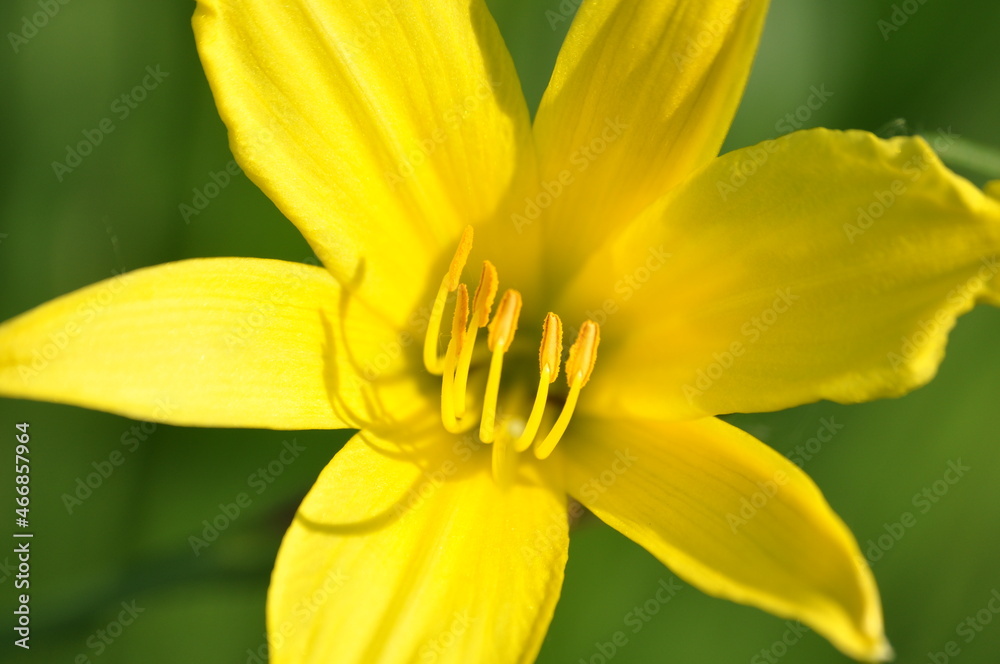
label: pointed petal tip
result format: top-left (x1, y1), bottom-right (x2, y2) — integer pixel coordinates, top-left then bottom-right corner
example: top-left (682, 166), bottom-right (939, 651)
top-left (559, 415), bottom-right (893, 663)
top-left (836, 608), bottom-right (893, 663)
top-left (874, 637), bottom-right (896, 662)
top-left (846, 632), bottom-right (894, 663)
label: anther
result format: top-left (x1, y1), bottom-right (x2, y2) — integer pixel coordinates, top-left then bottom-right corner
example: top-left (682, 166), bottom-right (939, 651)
top-left (534, 320), bottom-right (600, 459)
top-left (470, 261), bottom-right (499, 327)
top-left (440, 285), bottom-right (470, 433)
top-left (446, 226), bottom-right (474, 291)
top-left (452, 261), bottom-right (498, 417)
top-left (423, 226), bottom-right (473, 374)
top-left (449, 285), bottom-right (470, 361)
top-left (480, 289), bottom-right (522, 443)
top-left (564, 319), bottom-right (599, 387)
top-left (423, 229), bottom-right (602, 481)
top-left (514, 313), bottom-right (562, 452)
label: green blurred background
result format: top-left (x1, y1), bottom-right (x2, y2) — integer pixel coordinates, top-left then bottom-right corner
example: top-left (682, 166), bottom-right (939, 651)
top-left (2, 0), bottom-right (999, 662)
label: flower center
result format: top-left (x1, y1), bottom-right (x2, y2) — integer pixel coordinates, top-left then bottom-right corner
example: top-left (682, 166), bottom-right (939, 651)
top-left (422, 227), bottom-right (600, 483)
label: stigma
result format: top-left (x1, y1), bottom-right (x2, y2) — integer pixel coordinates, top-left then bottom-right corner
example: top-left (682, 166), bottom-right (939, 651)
top-left (423, 227), bottom-right (600, 482)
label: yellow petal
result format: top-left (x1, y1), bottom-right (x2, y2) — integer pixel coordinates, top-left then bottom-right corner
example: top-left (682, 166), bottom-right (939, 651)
top-left (532, 0), bottom-right (769, 278)
top-left (268, 428), bottom-right (568, 664)
top-left (557, 415), bottom-right (891, 662)
top-left (0, 258), bottom-right (428, 429)
top-left (193, 0), bottom-right (535, 326)
top-left (560, 129), bottom-right (1000, 420)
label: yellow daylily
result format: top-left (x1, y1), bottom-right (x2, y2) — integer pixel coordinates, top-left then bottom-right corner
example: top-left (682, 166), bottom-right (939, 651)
top-left (2, 0), bottom-right (1000, 662)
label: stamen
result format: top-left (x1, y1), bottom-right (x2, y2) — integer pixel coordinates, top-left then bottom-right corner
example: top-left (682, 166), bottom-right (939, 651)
top-left (423, 226), bottom-right (473, 374)
top-left (480, 290), bottom-right (522, 443)
top-left (423, 234), bottom-right (603, 479)
top-left (534, 321), bottom-right (600, 459)
top-left (440, 285), bottom-right (469, 433)
top-left (450, 285), bottom-right (470, 360)
top-left (539, 313), bottom-right (564, 375)
top-left (565, 320), bottom-right (600, 387)
top-left (446, 226), bottom-right (475, 291)
top-left (487, 289), bottom-right (522, 353)
top-left (470, 261), bottom-right (499, 327)
top-left (452, 261), bottom-right (498, 417)
top-left (514, 313), bottom-right (562, 452)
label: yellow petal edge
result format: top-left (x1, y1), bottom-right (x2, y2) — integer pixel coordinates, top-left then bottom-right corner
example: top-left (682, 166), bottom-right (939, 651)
top-left (0, 258), bottom-right (420, 429)
top-left (560, 415), bottom-right (892, 661)
top-left (268, 430), bottom-right (568, 663)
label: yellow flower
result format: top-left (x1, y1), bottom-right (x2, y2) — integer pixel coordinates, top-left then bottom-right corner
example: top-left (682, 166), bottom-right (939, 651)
top-left (2, 0), bottom-right (999, 662)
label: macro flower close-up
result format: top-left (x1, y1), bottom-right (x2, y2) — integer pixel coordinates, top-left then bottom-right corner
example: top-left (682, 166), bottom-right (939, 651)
top-left (2, 0), bottom-right (1000, 663)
